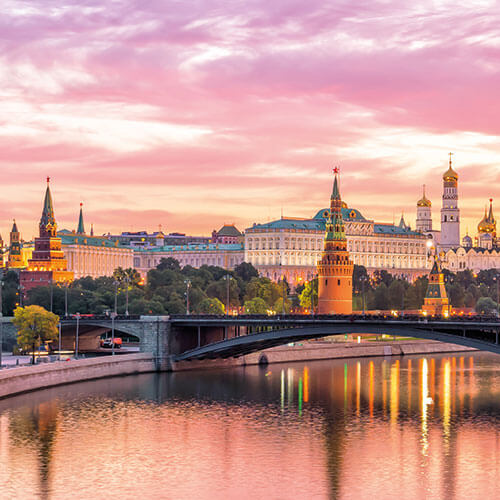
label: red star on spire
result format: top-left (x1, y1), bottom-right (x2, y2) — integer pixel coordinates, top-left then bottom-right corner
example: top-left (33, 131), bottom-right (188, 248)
top-left (47, 176), bottom-right (50, 183)
top-left (333, 166), bottom-right (339, 174)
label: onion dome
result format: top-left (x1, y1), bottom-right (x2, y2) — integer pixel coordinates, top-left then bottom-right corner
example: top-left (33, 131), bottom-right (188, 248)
top-left (417, 185), bottom-right (431, 207)
top-left (443, 155), bottom-right (458, 181)
top-left (478, 201), bottom-right (496, 234)
top-left (462, 232), bottom-right (472, 248)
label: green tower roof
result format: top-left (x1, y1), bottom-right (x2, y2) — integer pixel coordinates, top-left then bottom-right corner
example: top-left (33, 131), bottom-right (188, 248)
top-left (77, 203), bottom-right (85, 234)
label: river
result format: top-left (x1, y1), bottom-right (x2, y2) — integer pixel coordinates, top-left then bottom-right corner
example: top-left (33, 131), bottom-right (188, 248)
top-left (0, 352), bottom-right (499, 499)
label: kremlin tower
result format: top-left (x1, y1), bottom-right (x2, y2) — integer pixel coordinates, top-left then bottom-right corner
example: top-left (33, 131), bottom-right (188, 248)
top-left (7, 220), bottom-right (24, 269)
top-left (77, 202), bottom-right (85, 234)
top-left (20, 178), bottom-right (73, 294)
top-left (317, 170), bottom-right (353, 314)
top-left (422, 256), bottom-right (450, 317)
top-left (416, 185), bottom-right (432, 232)
top-left (440, 153), bottom-right (460, 250)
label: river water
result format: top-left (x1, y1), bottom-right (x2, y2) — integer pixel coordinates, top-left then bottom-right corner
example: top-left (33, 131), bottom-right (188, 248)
top-left (1, 352), bottom-right (500, 500)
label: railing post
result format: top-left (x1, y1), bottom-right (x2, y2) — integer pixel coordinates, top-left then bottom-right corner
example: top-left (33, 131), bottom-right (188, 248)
top-left (496, 330), bottom-right (499, 345)
top-left (197, 325), bottom-right (201, 348)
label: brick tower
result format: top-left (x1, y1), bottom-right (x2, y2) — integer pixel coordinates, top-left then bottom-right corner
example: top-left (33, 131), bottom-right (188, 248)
top-left (317, 171), bottom-right (353, 314)
top-left (422, 257), bottom-right (450, 317)
top-left (20, 178), bottom-right (73, 294)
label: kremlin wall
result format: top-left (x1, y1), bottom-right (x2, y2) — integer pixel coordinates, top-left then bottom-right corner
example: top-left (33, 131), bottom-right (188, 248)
top-left (0, 157), bottom-right (498, 292)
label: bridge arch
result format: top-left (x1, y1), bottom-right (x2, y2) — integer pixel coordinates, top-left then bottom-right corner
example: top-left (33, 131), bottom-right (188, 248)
top-left (174, 323), bottom-right (500, 361)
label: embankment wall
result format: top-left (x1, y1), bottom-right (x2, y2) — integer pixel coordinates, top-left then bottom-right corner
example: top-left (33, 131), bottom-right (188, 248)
top-left (0, 353), bottom-right (155, 399)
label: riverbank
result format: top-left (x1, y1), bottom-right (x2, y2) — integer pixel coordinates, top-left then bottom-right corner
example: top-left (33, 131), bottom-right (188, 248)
top-left (0, 353), bottom-right (155, 399)
top-left (170, 339), bottom-right (478, 371)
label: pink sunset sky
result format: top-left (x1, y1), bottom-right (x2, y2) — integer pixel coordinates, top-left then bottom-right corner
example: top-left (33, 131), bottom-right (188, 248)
top-left (1, 0), bottom-right (499, 240)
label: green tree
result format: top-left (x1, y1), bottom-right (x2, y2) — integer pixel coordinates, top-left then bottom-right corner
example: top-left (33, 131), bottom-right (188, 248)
top-left (273, 297), bottom-right (292, 314)
top-left (299, 279), bottom-right (318, 311)
top-left (157, 257), bottom-right (181, 272)
top-left (113, 267), bottom-right (142, 286)
top-left (197, 297), bottom-right (225, 315)
top-left (13, 306), bottom-right (59, 364)
top-left (234, 262), bottom-right (259, 282)
top-left (373, 283), bottom-right (389, 310)
top-left (475, 297), bottom-right (498, 315)
top-left (244, 297), bottom-right (268, 314)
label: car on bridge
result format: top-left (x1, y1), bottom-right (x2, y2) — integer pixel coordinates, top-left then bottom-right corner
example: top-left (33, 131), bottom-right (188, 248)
top-left (100, 338), bottom-right (122, 349)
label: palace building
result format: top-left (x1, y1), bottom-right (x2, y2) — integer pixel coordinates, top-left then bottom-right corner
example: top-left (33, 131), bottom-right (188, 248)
top-left (59, 204), bottom-right (134, 279)
top-left (245, 206), bottom-right (428, 288)
top-left (317, 172), bottom-right (353, 314)
top-left (20, 179), bottom-right (74, 292)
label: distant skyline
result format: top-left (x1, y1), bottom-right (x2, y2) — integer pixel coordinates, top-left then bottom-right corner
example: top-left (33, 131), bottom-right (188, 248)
top-left (1, 1), bottom-right (499, 240)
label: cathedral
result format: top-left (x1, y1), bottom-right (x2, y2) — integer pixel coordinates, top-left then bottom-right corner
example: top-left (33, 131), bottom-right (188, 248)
top-left (415, 155), bottom-right (500, 273)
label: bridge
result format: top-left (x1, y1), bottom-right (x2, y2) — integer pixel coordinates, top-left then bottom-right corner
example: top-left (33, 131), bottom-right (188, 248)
top-left (43, 314), bottom-right (500, 368)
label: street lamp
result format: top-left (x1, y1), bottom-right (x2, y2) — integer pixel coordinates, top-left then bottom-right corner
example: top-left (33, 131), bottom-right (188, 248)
top-left (113, 280), bottom-right (119, 315)
top-left (124, 275), bottom-right (130, 316)
top-left (360, 275), bottom-right (367, 317)
top-left (184, 279), bottom-right (191, 315)
top-left (49, 278), bottom-right (53, 312)
top-left (111, 311), bottom-right (117, 356)
top-left (223, 274), bottom-right (232, 316)
top-left (75, 312), bottom-right (81, 359)
top-left (58, 321), bottom-right (62, 361)
top-left (64, 283), bottom-right (69, 317)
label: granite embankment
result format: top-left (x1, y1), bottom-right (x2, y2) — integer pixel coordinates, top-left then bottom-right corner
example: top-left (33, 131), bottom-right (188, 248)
top-left (171, 340), bottom-right (478, 371)
top-left (0, 353), bottom-right (155, 399)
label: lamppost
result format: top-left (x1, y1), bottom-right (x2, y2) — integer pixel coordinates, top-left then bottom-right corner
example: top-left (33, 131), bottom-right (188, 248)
top-left (49, 278), bottom-right (53, 313)
top-left (111, 311), bottom-right (117, 356)
top-left (75, 312), bottom-right (81, 359)
top-left (223, 274), bottom-right (232, 316)
top-left (279, 258), bottom-right (286, 315)
top-left (57, 321), bottom-right (61, 361)
top-left (360, 275), bottom-right (367, 317)
top-left (113, 280), bottom-right (119, 315)
top-left (184, 279), bottom-right (191, 315)
top-left (64, 283), bottom-right (69, 317)
top-left (124, 275), bottom-right (130, 316)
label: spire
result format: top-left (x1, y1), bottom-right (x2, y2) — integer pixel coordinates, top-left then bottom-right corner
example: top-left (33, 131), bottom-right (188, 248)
top-left (77, 202), bottom-right (85, 234)
top-left (487, 198), bottom-right (495, 223)
top-left (11, 219), bottom-right (18, 233)
top-left (331, 167), bottom-right (341, 200)
top-left (398, 212), bottom-right (407, 230)
top-left (90, 223), bottom-right (94, 237)
top-left (39, 177), bottom-right (57, 237)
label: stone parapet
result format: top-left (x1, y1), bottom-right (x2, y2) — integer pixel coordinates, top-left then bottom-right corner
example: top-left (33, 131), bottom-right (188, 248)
top-left (0, 353), bottom-right (155, 399)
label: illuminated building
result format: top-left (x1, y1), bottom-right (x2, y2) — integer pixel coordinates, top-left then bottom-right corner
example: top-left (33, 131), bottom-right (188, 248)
top-left (422, 257), bottom-right (450, 317)
top-left (317, 172), bottom-right (353, 314)
top-left (211, 224), bottom-right (244, 244)
top-left (440, 154), bottom-right (460, 250)
top-left (245, 207), bottom-right (428, 288)
top-left (133, 243), bottom-right (244, 277)
top-left (416, 185), bottom-right (433, 233)
top-left (58, 205), bottom-right (134, 279)
top-left (107, 231), bottom-right (209, 248)
top-left (19, 178), bottom-right (74, 292)
top-left (6, 220), bottom-right (24, 269)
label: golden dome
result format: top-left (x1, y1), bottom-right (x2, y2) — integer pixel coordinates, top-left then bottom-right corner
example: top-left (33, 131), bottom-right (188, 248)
top-left (478, 199), bottom-right (496, 234)
top-left (443, 157), bottom-right (458, 181)
top-left (417, 185), bottom-right (431, 207)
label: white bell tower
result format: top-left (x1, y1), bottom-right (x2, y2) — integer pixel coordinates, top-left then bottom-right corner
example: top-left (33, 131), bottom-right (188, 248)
top-left (440, 153), bottom-right (460, 250)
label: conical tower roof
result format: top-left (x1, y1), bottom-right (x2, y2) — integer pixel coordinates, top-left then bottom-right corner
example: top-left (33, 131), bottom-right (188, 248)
top-left (11, 219), bottom-right (18, 233)
top-left (40, 177), bottom-right (56, 228)
top-left (77, 203), bottom-right (85, 234)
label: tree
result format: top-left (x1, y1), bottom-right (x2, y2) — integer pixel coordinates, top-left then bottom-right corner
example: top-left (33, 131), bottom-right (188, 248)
top-left (299, 279), bottom-right (318, 311)
top-left (12, 306), bottom-right (59, 364)
top-left (197, 297), bottom-right (225, 315)
top-left (156, 257), bottom-right (181, 272)
top-left (373, 283), bottom-right (389, 310)
top-left (273, 297), bottom-right (292, 314)
top-left (113, 267), bottom-right (142, 286)
top-left (244, 297), bottom-right (268, 314)
top-left (475, 297), bottom-right (498, 315)
top-left (234, 262), bottom-right (259, 282)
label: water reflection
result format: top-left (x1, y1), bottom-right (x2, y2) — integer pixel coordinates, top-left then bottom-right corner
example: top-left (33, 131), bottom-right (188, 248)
top-left (1, 352), bottom-right (500, 499)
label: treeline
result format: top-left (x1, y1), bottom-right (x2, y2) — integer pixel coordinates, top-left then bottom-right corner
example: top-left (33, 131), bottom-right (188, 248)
top-left (21, 259), bottom-right (291, 316)
top-left (297, 265), bottom-right (499, 314)
top-left (3, 261), bottom-right (499, 316)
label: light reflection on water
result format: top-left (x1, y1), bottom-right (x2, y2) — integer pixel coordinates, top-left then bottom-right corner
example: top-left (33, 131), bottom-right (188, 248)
top-left (1, 352), bottom-right (500, 499)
